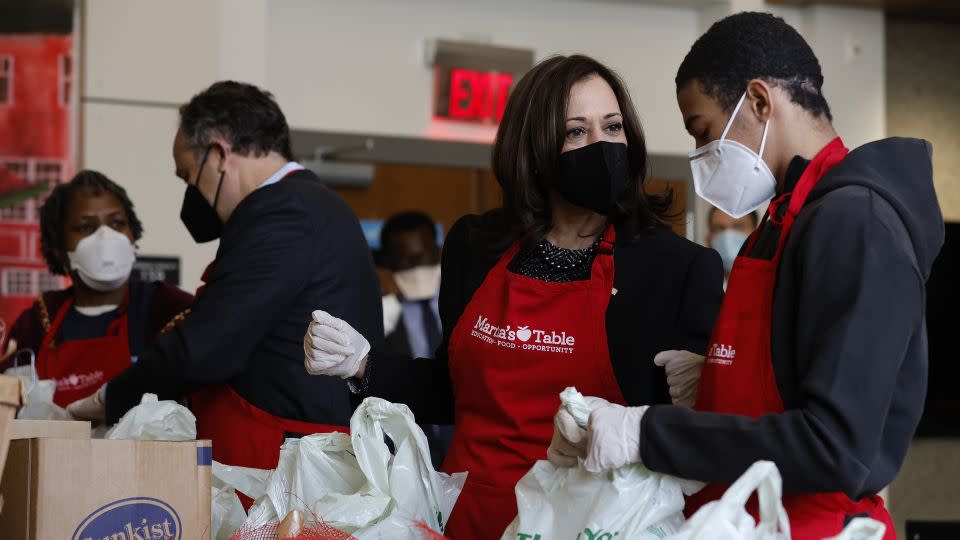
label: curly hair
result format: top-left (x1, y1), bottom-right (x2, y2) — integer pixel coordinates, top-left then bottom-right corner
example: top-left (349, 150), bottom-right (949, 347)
top-left (39, 170), bottom-right (143, 275)
top-left (676, 11), bottom-right (832, 122)
top-left (179, 81), bottom-right (294, 160)
top-left (488, 54), bottom-right (673, 251)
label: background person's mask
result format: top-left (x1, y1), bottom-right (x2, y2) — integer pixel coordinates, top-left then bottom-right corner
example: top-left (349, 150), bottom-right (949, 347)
top-left (393, 264), bottom-right (441, 301)
top-left (67, 225), bottom-right (136, 292)
top-left (711, 229), bottom-right (750, 272)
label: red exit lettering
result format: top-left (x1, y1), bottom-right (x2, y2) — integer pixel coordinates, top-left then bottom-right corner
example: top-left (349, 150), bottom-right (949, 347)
top-left (447, 68), bottom-right (513, 122)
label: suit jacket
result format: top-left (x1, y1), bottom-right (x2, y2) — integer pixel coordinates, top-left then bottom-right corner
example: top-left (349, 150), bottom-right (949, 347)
top-left (384, 316), bottom-right (414, 359)
top-left (105, 169), bottom-right (384, 425)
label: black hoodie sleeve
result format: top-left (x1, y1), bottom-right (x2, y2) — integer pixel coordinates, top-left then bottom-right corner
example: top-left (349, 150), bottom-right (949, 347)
top-left (640, 186), bottom-right (926, 499)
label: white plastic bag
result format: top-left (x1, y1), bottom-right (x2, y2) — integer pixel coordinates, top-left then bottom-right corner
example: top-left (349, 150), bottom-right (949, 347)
top-left (236, 398), bottom-right (466, 538)
top-left (212, 483), bottom-right (247, 540)
top-left (665, 461), bottom-right (790, 540)
top-left (245, 432), bottom-right (366, 528)
top-left (106, 393), bottom-right (197, 440)
top-left (212, 461), bottom-right (271, 540)
top-left (317, 397), bottom-right (467, 538)
top-left (5, 360), bottom-right (72, 421)
top-left (822, 517), bottom-right (886, 540)
top-left (501, 387), bottom-right (694, 540)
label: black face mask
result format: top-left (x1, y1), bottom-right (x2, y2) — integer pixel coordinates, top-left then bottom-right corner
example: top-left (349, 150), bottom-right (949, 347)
top-left (554, 141), bottom-right (630, 215)
top-left (180, 147), bottom-right (225, 243)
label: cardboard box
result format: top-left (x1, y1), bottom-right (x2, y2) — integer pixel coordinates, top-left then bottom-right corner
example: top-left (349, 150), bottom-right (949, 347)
top-left (0, 438), bottom-right (212, 539)
top-left (0, 375), bottom-right (23, 486)
top-left (8, 419), bottom-right (90, 440)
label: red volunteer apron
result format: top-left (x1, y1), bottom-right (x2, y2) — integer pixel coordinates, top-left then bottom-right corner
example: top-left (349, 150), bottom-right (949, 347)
top-left (687, 137), bottom-right (896, 540)
top-left (441, 225), bottom-right (627, 539)
top-left (38, 295), bottom-right (133, 408)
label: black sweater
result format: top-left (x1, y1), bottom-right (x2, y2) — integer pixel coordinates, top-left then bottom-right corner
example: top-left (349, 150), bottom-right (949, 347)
top-left (366, 215), bottom-right (725, 424)
top-left (642, 138), bottom-right (944, 500)
top-left (105, 170), bottom-right (384, 425)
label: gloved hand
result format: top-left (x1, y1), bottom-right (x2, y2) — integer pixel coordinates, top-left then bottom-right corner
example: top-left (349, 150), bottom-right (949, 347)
top-left (66, 383), bottom-right (107, 425)
top-left (547, 395), bottom-right (610, 468)
top-left (584, 402), bottom-right (649, 473)
top-left (303, 310), bottom-right (371, 378)
top-left (654, 350), bottom-right (705, 408)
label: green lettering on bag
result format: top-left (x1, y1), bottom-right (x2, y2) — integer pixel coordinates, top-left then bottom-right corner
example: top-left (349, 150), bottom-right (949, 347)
top-left (583, 528), bottom-right (620, 540)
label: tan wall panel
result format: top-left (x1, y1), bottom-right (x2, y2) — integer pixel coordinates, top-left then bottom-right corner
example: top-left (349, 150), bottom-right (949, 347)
top-left (887, 18), bottom-right (960, 222)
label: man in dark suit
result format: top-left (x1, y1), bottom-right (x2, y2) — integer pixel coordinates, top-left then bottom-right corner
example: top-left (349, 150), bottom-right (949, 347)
top-left (379, 211), bottom-right (451, 467)
top-left (67, 81), bottom-right (383, 471)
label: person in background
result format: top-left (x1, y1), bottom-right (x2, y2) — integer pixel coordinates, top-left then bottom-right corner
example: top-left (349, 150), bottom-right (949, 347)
top-left (304, 55), bottom-right (724, 538)
top-left (67, 82), bottom-right (383, 474)
top-left (550, 12), bottom-right (942, 539)
top-left (378, 211), bottom-right (453, 468)
top-left (706, 206), bottom-right (758, 287)
top-left (2, 170), bottom-right (193, 407)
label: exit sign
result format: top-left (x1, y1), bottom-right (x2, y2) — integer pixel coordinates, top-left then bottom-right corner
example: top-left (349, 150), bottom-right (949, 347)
top-left (440, 68), bottom-right (513, 122)
top-left (427, 40), bottom-right (532, 125)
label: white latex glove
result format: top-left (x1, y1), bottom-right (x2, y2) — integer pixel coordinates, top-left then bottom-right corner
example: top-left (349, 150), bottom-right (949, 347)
top-left (303, 310), bottom-right (370, 378)
top-left (584, 402), bottom-right (649, 473)
top-left (66, 383), bottom-right (107, 425)
top-left (547, 396), bottom-right (610, 468)
top-left (654, 350), bottom-right (705, 408)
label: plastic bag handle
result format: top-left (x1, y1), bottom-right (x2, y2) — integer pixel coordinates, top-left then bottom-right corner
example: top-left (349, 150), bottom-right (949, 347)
top-left (718, 461), bottom-right (791, 537)
top-left (11, 349), bottom-right (38, 395)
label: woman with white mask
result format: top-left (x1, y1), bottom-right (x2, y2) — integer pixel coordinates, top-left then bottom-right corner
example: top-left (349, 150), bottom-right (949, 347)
top-left (2, 170), bottom-right (194, 408)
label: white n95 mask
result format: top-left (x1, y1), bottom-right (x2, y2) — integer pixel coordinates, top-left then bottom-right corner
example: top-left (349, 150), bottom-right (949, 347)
top-left (689, 92), bottom-right (777, 219)
top-left (393, 264), bottom-right (441, 301)
top-left (711, 229), bottom-right (750, 272)
top-left (67, 225), bottom-right (136, 292)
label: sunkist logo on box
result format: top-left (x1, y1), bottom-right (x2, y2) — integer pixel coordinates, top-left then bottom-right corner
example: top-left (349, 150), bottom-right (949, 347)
top-left (72, 497), bottom-right (182, 540)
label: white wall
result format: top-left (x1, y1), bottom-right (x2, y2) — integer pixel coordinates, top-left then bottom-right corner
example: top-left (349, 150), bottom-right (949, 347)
top-left (81, 0), bottom-right (266, 292)
top-left (266, 0), bottom-right (701, 155)
top-left (81, 0), bottom-right (887, 287)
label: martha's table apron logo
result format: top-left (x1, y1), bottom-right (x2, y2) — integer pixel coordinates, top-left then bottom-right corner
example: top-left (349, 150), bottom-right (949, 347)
top-left (57, 370), bottom-right (105, 391)
top-left (706, 343), bottom-right (737, 366)
top-left (470, 315), bottom-right (576, 354)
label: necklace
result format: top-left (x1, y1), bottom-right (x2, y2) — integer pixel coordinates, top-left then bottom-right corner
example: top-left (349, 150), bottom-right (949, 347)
top-left (508, 237), bottom-right (601, 283)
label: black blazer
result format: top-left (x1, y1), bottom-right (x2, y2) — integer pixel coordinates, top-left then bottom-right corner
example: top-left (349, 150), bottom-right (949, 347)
top-left (105, 169), bottom-right (384, 425)
top-left (384, 316), bottom-right (414, 358)
top-left (366, 215), bottom-right (724, 424)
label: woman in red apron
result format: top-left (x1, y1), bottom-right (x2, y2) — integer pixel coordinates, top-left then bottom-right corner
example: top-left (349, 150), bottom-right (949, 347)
top-left (3, 170), bottom-right (193, 408)
top-left (304, 55), bottom-right (725, 539)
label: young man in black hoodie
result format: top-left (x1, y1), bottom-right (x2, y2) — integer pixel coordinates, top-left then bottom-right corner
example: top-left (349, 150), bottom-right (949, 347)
top-left (549, 12), bottom-right (943, 539)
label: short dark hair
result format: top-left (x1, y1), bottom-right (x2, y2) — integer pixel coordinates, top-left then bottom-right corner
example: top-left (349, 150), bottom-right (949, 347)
top-left (490, 54), bottom-right (672, 250)
top-left (39, 170), bottom-right (144, 275)
top-left (380, 211), bottom-right (437, 258)
top-left (178, 81), bottom-right (294, 160)
top-left (676, 12), bottom-right (832, 122)
top-left (709, 206), bottom-right (758, 228)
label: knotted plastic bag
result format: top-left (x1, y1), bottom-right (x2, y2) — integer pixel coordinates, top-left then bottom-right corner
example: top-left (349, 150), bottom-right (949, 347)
top-left (106, 393), bottom-right (197, 440)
